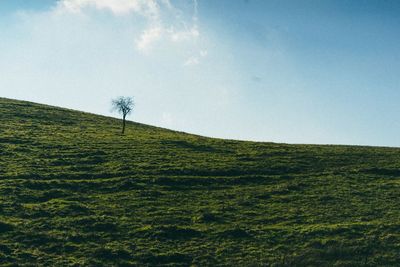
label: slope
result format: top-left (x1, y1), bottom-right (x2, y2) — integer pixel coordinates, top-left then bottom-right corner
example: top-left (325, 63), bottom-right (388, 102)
top-left (0, 97), bottom-right (399, 266)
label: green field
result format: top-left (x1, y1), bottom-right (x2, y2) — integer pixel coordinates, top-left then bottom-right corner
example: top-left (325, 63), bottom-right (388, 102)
top-left (0, 97), bottom-right (399, 266)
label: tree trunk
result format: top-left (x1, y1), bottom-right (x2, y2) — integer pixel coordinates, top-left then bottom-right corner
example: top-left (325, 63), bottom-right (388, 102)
top-left (122, 115), bottom-right (126, 134)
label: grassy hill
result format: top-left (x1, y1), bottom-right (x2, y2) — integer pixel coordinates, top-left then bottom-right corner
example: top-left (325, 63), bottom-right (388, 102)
top-left (0, 97), bottom-right (399, 266)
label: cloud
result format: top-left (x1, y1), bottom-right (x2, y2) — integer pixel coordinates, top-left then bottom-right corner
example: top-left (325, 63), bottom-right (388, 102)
top-left (55, 0), bottom-right (158, 17)
top-left (183, 49), bottom-right (208, 66)
top-left (54, 0), bottom-right (207, 66)
top-left (184, 56), bottom-right (199, 66)
top-left (55, 0), bottom-right (202, 54)
top-left (135, 26), bottom-right (162, 51)
top-left (169, 26), bottom-right (199, 42)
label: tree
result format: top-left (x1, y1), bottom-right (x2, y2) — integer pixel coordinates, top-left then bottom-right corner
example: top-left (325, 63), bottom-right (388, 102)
top-left (111, 96), bottom-right (134, 134)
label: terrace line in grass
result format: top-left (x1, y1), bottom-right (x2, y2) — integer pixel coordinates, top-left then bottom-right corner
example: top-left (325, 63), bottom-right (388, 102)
top-left (0, 97), bottom-right (399, 265)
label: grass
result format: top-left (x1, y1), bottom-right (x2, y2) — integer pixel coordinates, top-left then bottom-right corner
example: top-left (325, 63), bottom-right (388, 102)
top-left (0, 97), bottom-right (399, 266)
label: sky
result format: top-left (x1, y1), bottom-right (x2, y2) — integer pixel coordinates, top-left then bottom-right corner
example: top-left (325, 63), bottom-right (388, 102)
top-left (1, 0), bottom-right (400, 146)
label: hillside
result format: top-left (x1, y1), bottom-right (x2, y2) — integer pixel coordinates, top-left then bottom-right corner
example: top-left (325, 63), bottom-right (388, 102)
top-left (0, 97), bottom-right (399, 266)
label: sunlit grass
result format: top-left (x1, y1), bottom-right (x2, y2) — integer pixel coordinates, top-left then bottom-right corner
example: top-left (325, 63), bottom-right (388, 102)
top-left (0, 97), bottom-right (399, 265)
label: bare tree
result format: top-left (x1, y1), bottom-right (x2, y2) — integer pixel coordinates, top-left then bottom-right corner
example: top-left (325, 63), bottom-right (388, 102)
top-left (111, 96), bottom-right (134, 134)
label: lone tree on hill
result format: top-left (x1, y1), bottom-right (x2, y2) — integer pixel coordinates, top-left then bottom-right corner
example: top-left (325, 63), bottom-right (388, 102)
top-left (111, 96), bottom-right (134, 134)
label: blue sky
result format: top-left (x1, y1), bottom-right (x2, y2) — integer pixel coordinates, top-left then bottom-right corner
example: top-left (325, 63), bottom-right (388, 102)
top-left (1, 0), bottom-right (400, 146)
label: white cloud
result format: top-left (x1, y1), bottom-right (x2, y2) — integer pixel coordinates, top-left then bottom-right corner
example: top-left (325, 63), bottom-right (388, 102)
top-left (169, 26), bottom-right (199, 42)
top-left (55, 0), bottom-right (204, 55)
top-left (55, 0), bottom-right (158, 17)
top-left (135, 24), bottom-right (200, 52)
top-left (183, 56), bottom-right (199, 66)
top-left (135, 26), bottom-right (162, 51)
top-left (183, 49), bottom-right (207, 66)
